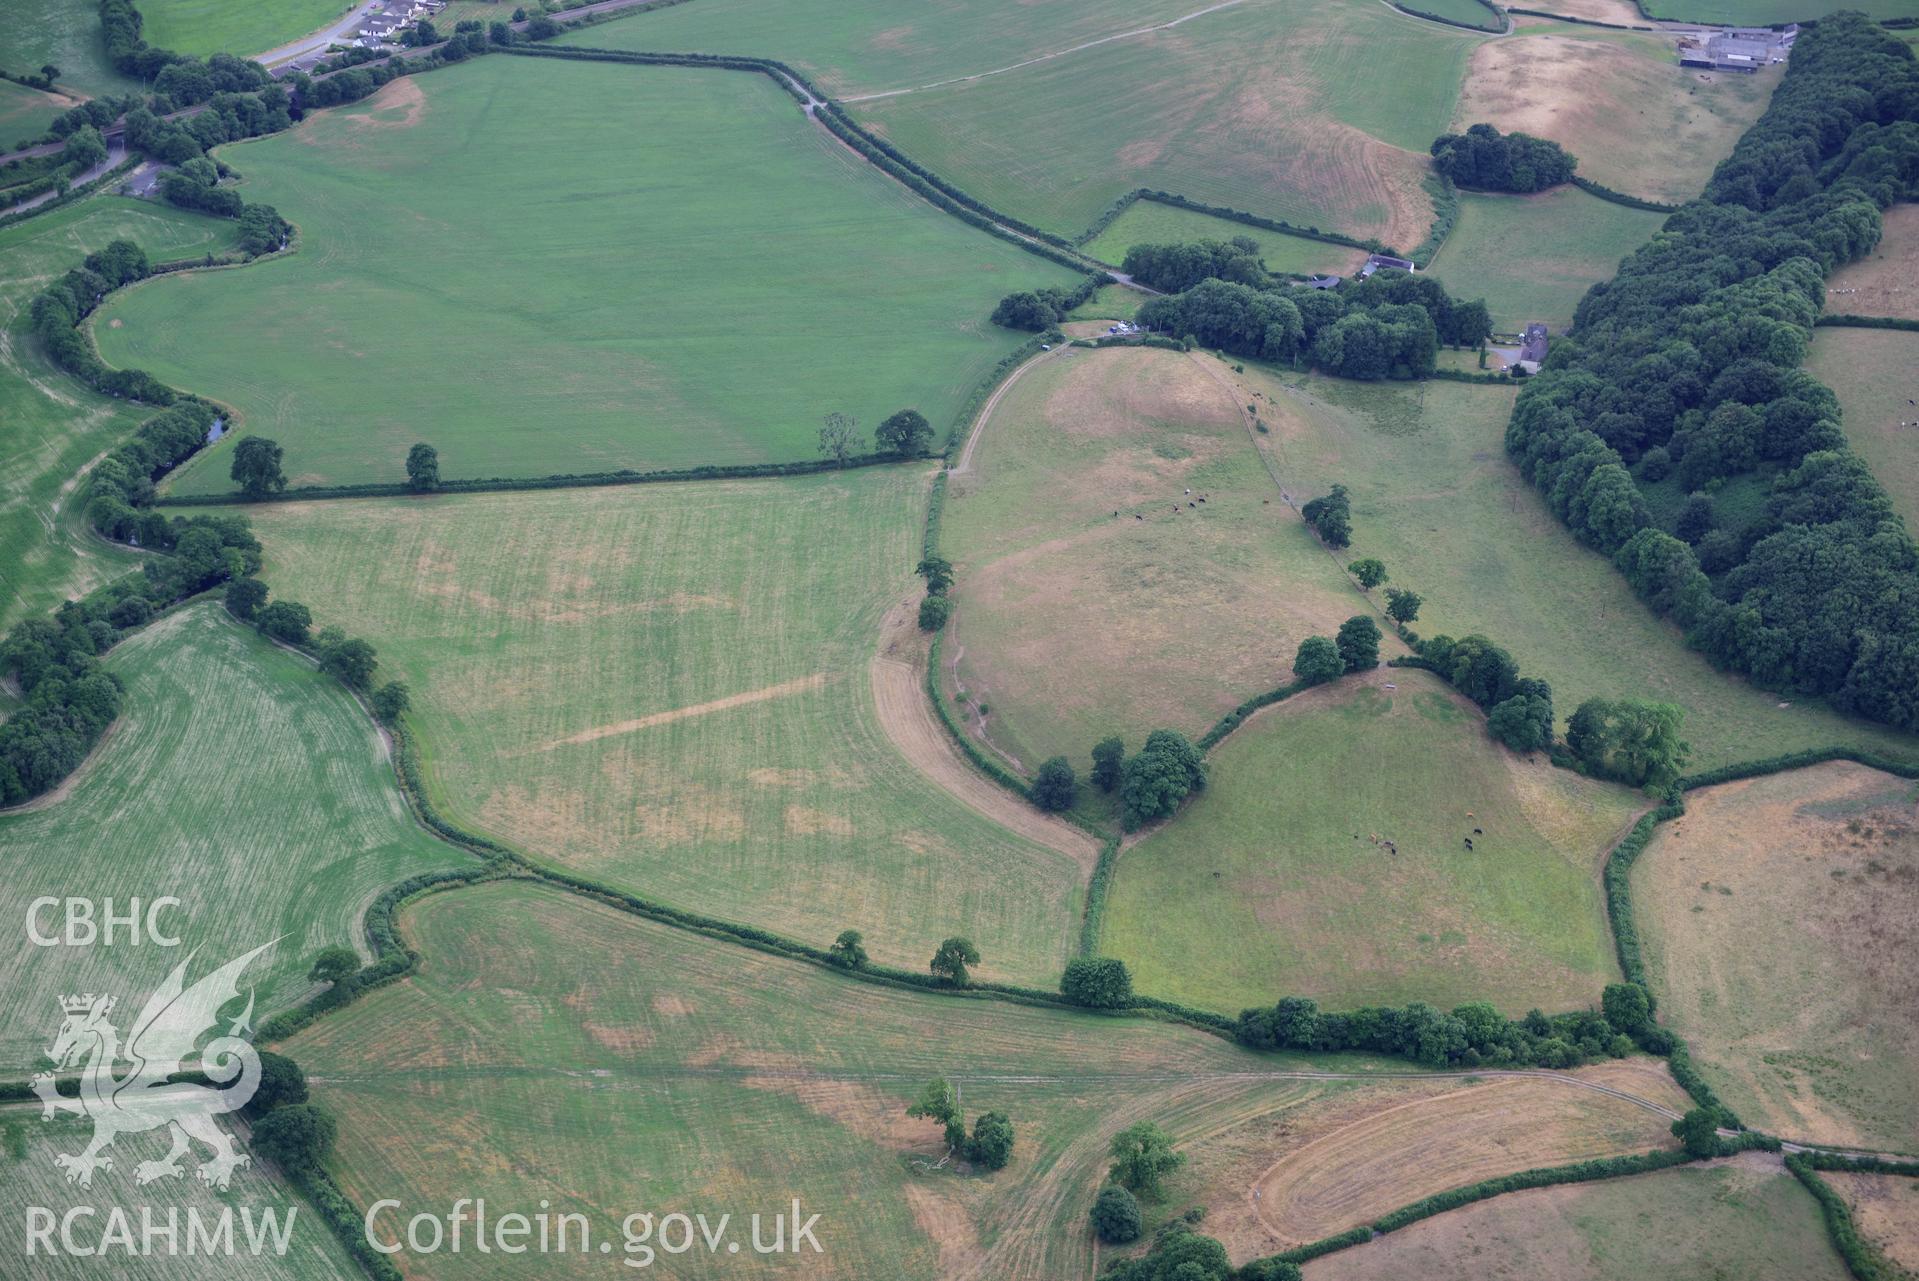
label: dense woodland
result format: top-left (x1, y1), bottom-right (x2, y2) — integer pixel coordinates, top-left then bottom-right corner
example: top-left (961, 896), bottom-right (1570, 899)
top-left (1507, 14), bottom-right (1919, 731)
top-left (1429, 123), bottom-right (1577, 193)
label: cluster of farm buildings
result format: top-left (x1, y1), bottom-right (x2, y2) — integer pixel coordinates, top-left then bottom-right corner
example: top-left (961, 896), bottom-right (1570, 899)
top-left (1675, 25), bottom-right (1796, 73)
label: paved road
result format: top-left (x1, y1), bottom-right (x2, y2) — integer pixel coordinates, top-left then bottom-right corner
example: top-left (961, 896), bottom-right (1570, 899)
top-left (0, 0), bottom-right (672, 171)
top-left (253, 0), bottom-right (385, 69)
top-left (2, 136), bottom-right (127, 215)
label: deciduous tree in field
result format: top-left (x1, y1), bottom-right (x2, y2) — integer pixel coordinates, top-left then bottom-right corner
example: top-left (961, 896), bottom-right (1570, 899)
top-left (1384, 587), bottom-right (1422, 625)
top-left (1108, 1121), bottom-right (1184, 1199)
top-left (247, 1051), bottom-right (308, 1117)
top-left (818, 412), bottom-right (860, 467)
top-left (306, 946), bottom-right (360, 986)
top-left (1347, 558), bottom-right (1387, 590)
top-left (1119, 730), bottom-right (1205, 830)
top-left (907, 1077), bottom-right (964, 1148)
top-left (225, 576), bottom-right (267, 621)
top-left (1301, 485), bottom-right (1351, 548)
top-left (929, 936), bottom-right (980, 987)
top-left (251, 1104), bottom-right (336, 1174)
top-left (371, 681), bottom-right (410, 724)
top-left (876, 408), bottom-right (933, 458)
top-left (1292, 636), bottom-right (1342, 686)
top-left (1091, 736), bottom-right (1124, 792)
top-left (1335, 615), bottom-right (1380, 672)
top-left (406, 442), bottom-right (439, 491)
top-left (1090, 1185), bottom-right (1142, 1243)
top-left (253, 600), bottom-right (312, 645)
top-left (316, 629), bottom-right (378, 691)
top-left (1033, 756), bottom-right (1077, 812)
top-left (917, 594), bottom-right (952, 632)
top-left (1060, 957), bottom-right (1132, 1008)
top-left (829, 929), bottom-right (868, 969)
top-left (916, 556), bottom-right (954, 595)
top-left (1672, 1107), bottom-right (1721, 1159)
top-left (966, 1112), bottom-right (1015, 1170)
top-left (1566, 697), bottom-right (1689, 787)
top-left (231, 436), bottom-right (286, 498)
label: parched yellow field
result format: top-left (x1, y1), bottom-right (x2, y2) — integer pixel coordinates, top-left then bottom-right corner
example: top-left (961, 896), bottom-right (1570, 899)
top-left (1303, 1156), bottom-right (1850, 1281)
top-left (1826, 203), bottom-right (1919, 321)
top-left (1634, 762), bottom-right (1919, 1149)
top-left (939, 345), bottom-right (1365, 770)
top-left (288, 879), bottom-right (1390, 1281)
top-left (1456, 27), bottom-right (1779, 205)
top-left (1161, 1060), bottom-right (1687, 1261)
top-left (1826, 1171), bottom-right (1919, 1279)
top-left (214, 472), bottom-right (1087, 987)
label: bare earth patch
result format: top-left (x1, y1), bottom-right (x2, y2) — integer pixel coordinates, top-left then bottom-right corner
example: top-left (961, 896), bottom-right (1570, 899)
top-left (869, 591), bottom-right (1101, 873)
top-left (1635, 761), bottom-right (1919, 1149)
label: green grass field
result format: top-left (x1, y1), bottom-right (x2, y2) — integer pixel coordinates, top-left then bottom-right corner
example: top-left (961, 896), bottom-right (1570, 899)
top-left (1808, 327), bottom-right (1919, 532)
top-left (1398, 0), bottom-right (1503, 28)
top-left (92, 56), bottom-right (1076, 495)
top-left (1426, 187), bottom-right (1664, 332)
top-left (0, 0), bottom-right (144, 98)
top-left (0, 79), bottom-right (73, 149)
top-left (1307, 1159), bottom-right (1849, 1281)
top-left (1083, 200), bottom-right (1367, 277)
top-left (1102, 669), bottom-right (1642, 1015)
top-left (287, 878), bottom-right (1418, 1281)
top-left (561, 0), bottom-right (1208, 97)
top-left (939, 345), bottom-right (1366, 773)
top-left (205, 471), bottom-right (1087, 987)
top-left (1226, 365), bottom-right (1919, 771)
top-left (1640, 0), bottom-right (1918, 21)
top-left (0, 196), bottom-right (238, 634)
top-left (841, 0), bottom-right (1478, 247)
top-left (0, 604), bottom-right (466, 1071)
top-left (140, 0), bottom-right (351, 59)
top-left (0, 1106), bottom-right (363, 1279)
top-left (1634, 763), bottom-right (1919, 1149)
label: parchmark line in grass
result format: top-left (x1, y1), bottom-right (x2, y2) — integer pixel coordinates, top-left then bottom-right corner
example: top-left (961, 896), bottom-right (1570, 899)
top-left (304, 1065), bottom-right (1687, 1121)
top-left (524, 673), bottom-right (828, 752)
top-left (839, 0), bottom-right (1253, 102)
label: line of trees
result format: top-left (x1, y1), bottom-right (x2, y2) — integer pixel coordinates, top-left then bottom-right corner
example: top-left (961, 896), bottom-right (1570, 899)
top-left (1505, 14), bottom-right (1919, 731)
top-left (28, 236), bottom-right (175, 403)
top-left (0, 514), bottom-right (260, 805)
top-left (1236, 982), bottom-right (1661, 1069)
top-left (1127, 258), bottom-right (1492, 380)
top-left (1430, 123), bottom-right (1577, 193)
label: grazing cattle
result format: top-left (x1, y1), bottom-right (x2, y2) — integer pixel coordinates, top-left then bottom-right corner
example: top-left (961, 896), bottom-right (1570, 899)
top-left (1464, 838), bottom-right (1474, 850)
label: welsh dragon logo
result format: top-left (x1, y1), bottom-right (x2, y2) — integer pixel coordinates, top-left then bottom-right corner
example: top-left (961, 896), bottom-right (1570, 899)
top-left (31, 941), bottom-right (275, 1190)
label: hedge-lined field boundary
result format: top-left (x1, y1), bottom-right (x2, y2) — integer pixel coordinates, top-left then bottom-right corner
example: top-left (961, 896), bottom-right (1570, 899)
top-left (1572, 175), bottom-right (1682, 212)
top-left (1390, 0), bottom-right (1506, 32)
top-left (502, 45), bottom-right (1101, 277)
top-left (1784, 1153), bottom-right (1919, 1281)
top-left (1243, 1146), bottom-right (1701, 1276)
top-left (1815, 313), bottom-right (1919, 332)
top-left (1596, 746), bottom-right (1919, 1126)
top-left (1075, 188), bottom-right (1386, 258)
top-left (156, 452), bottom-right (929, 505)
